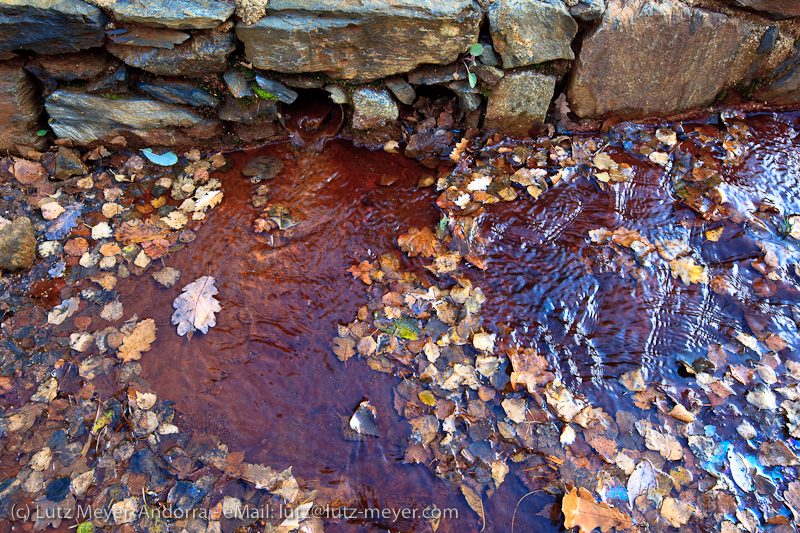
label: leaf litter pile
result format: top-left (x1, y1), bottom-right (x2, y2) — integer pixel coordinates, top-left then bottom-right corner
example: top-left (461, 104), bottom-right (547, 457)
top-left (1, 110), bottom-right (800, 533)
top-left (334, 111), bottom-right (800, 532)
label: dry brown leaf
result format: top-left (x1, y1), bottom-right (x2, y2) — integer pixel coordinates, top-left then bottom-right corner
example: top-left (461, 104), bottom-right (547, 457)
top-left (171, 276), bottom-right (221, 339)
top-left (562, 486), bottom-right (632, 533)
top-left (117, 318), bottom-right (157, 363)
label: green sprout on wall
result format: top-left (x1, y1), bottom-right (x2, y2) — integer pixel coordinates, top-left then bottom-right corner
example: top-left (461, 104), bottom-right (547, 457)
top-left (253, 85), bottom-right (278, 101)
top-left (461, 43), bottom-right (484, 88)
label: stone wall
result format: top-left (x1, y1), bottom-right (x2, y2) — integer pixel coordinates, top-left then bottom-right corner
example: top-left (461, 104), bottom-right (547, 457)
top-left (1, 0), bottom-right (799, 153)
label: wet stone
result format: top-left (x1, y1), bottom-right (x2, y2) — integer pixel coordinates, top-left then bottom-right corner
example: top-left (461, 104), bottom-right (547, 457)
top-left (242, 156), bottom-right (284, 181)
top-left (324, 84), bottom-right (348, 105)
top-left (254, 75), bottom-right (298, 104)
top-left (0, 217), bottom-right (36, 271)
top-left (54, 146), bottom-right (88, 180)
top-left (280, 73), bottom-right (324, 89)
top-left (384, 77), bottom-right (416, 105)
top-left (407, 63), bottom-right (466, 85)
top-left (351, 87), bottom-right (398, 130)
top-left (223, 70), bottom-right (253, 99)
top-left (135, 79), bottom-right (219, 107)
top-left (168, 480), bottom-right (207, 510)
top-left (44, 477), bottom-right (70, 502)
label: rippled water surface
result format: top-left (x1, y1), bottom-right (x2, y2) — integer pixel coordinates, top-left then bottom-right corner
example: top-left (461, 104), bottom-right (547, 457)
top-left (116, 112), bottom-right (800, 532)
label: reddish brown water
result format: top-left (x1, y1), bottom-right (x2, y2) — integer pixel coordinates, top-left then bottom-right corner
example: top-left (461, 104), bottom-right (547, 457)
top-left (112, 111), bottom-right (800, 532)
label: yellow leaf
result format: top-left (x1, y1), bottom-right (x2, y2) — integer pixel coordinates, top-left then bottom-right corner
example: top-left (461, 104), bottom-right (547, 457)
top-left (705, 227), bottom-right (723, 242)
top-left (669, 257), bottom-right (708, 285)
top-left (418, 390), bottom-right (436, 406)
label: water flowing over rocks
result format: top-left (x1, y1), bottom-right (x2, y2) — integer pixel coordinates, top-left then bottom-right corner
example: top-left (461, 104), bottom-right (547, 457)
top-left (235, 0), bottom-right (482, 82)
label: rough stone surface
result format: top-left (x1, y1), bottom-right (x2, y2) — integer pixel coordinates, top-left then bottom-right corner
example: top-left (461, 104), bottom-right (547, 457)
top-left (254, 75), bottom-right (298, 104)
top-left (568, 0), bottom-right (752, 119)
top-left (236, 0), bottom-right (482, 82)
top-left (218, 97), bottom-right (278, 123)
top-left (324, 84), bottom-right (348, 104)
top-left (385, 77), bottom-right (416, 105)
top-left (730, 0), bottom-right (800, 19)
top-left (351, 87), bottom-right (398, 130)
top-left (0, 0), bottom-right (106, 55)
top-left (0, 217), bottom-right (36, 271)
top-left (25, 50), bottom-right (116, 83)
top-left (135, 79), bottom-right (219, 106)
top-left (0, 59), bottom-right (45, 153)
top-left (488, 0), bottom-right (577, 68)
top-left (448, 80), bottom-right (482, 112)
top-left (102, 0), bottom-right (235, 29)
top-left (54, 146), bottom-right (88, 179)
top-left (106, 30), bottom-right (237, 77)
top-left (569, 0), bottom-right (605, 20)
top-left (223, 70), bottom-right (253, 98)
top-left (106, 27), bottom-right (190, 49)
top-left (45, 89), bottom-right (222, 145)
top-left (86, 67), bottom-right (129, 93)
top-left (754, 49), bottom-right (800, 104)
top-left (408, 63), bottom-right (467, 85)
top-left (484, 70), bottom-right (555, 136)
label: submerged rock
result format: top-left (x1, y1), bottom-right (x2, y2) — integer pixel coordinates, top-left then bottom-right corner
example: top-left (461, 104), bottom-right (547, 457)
top-left (0, 0), bottom-right (106, 55)
top-left (106, 30), bottom-right (237, 77)
top-left (0, 59), bottom-right (45, 153)
top-left (136, 79), bottom-right (218, 106)
top-left (45, 89), bottom-right (221, 145)
top-left (102, 0), bottom-right (235, 29)
top-left (488, 0), bottom-right (577, 68)
top-left (484, 70), bottom-right (555, 136)
top-left (236, 0), bottom-right (481, 82)
top-left (351, 87), bottom-right (398, 130)
top-left (0, 217), bottom-right (36, 271)
top-left (568, 0), bottom-right (752, 118)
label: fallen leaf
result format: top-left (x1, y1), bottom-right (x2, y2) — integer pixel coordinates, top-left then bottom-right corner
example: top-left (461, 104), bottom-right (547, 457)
top-left (349, 401), bottom-right (380, 437)
top-left (660, 497), bottom-right (694, 528)
top-left (332, 337), bottom-right (355, 362)
top-left (669, 257), bottom-right (708, 285)
top-left (563, 486), bottom-right (632, 533)
top-left (509, 347), bottom-right (554, 393)
top-left (171, 276), bottom-right (221, 339)
top-left (398, 227), bottom-right (441, 258)
top-left (117, 318), bottom-right (156, 362)
top-left (728, 448), bottom-right (753, 492)
top-left (627, 460), bottom-right (656, 508)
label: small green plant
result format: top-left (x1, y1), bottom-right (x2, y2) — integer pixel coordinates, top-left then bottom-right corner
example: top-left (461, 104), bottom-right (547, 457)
top-left (101, 92), bottom-right (127, 100)
top-left (460, 43), bottom-right (484, 88)
top-left (253, 85), bottom-right (278, 101)
top-left (36, 129), bottom-right (48, 137)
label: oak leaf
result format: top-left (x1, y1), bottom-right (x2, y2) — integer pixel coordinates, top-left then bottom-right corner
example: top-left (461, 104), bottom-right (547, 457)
top-left (562, 486), bottom-right (632, 533)
top-left (171, 276), bottom-right (221, 339)
top-left (509, 347), bottom-right (554, 393)
top-left (398, 227), bottom-right (441, 258)
top-left (117, 318), bottom-right (157, 362)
